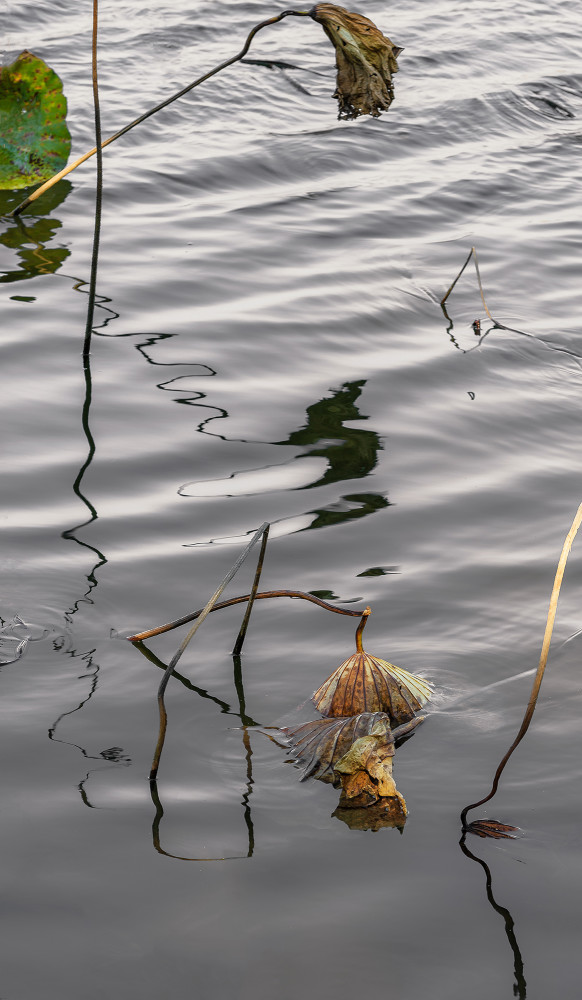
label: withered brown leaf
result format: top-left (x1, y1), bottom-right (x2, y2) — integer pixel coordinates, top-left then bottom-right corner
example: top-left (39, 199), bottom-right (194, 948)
top-left (333, 720), bottom-right (406, 811)
top-left (282, 711), bottom-right (394, 784)
top-left (283, 714), bottom-right (412, 813)
top-left (312, 651), bottom-right (432, 726)
top-left (311, 3), bottom-right (402, 119)
top-left (465, 818), bottom-right (519, 840)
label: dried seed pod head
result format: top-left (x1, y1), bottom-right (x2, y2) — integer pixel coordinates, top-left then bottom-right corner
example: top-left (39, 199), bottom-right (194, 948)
top-left (310, 3), bottom-right (402, 119)
top-left (312, 608), bottom-right (432, 725)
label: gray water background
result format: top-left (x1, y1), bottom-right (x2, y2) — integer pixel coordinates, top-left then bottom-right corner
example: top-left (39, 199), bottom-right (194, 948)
top-left (1, 0), bottom-right (582, 996)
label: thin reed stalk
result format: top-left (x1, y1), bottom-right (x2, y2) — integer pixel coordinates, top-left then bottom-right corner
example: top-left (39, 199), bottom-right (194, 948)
top-left (461, 501), bottom-right (582, 829)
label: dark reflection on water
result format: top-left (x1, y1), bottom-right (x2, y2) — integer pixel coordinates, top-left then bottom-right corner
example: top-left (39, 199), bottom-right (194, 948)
top-left (305, 491), bottom-right (389, 531)
top-left (62, 133), bottom-right (107, 620)
top-left (0, 216), bottom-right (70, 284)
top-left (48, 641), bottom-right (100, 752)
top-left (133, 640), bottom-right (247, 721)
top-left (108, 342), bottom-right (391, 532)
top-left (460, 834), bottom-right (527, 1000)
top-left (0, 183), bottom-right (71, 284)
top-left (136, 643), bottom-right (257, 860)
top-left (276, 379), bottom-right (382, 488)
top-left (61, 353), bottom-right (108, 620)
top-left (48, 640), bottom-right (130, 809)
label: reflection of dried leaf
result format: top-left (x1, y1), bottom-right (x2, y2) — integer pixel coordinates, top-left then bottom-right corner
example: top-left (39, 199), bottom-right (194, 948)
top-left (465, 819), bottom-right (518, 840)
top-left (333, 795), bottom-right (407, 831)
top-left (312, 651), bottom-right (432, 726)
top-left (311, 3), bottom-right (402, 119)
top-left (283, 712), bottom-right (394, 784)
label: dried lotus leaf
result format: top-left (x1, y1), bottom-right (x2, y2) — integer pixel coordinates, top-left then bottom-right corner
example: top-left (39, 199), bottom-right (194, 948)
top-left (334, 721), bottom-right (402, 803)
top-left (464, 819), bottom-right (518, 840)
top-left (282, 712), bottom-right (394, 785)
top-left (312, 651), bottom-right (432, 726)
top-left (311, 3), bottom-right (402, 119)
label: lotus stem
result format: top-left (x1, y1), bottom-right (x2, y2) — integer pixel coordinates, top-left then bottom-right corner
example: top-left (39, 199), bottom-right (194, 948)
top-left (128, 589), bottom-right (363, 643)
top-left (10, 8), bottom-right (312, 217)
top-left (461, 501), bottom-right (582, 829)
top-left (355, 606), bottom-right (371, 652)
top-left (84, 0), bottom-right (102, 360)
top-left (233, 524), bottom-right (270, 656)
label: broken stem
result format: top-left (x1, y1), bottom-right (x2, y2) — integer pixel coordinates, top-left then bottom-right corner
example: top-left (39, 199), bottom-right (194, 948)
top-left (10, 8), bottom-right (312, 217)
top-left (441, 246), bottom-right (506, 329)
top-left (233, 524), bottom-right (270, 656)
top-left (461, 501), bottom-right (582, 829)
top-left (128, 589), bottom-right (362, 643)
top-left (355, 606), bottom-right (371, 651)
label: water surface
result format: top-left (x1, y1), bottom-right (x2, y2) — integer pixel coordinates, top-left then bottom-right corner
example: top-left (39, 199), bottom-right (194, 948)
top-left (2, 1), bottom-right (582, 997)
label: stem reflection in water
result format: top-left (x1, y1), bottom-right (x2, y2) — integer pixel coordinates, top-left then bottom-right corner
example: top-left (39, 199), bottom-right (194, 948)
top-left (459, 833), bottom-right (527, 1000)
top-left (62, 0), bottom-right (106, 620)
top-left (135, 643), bottom-right (258, 860)
top-left (51, 0), bottom-right (109, 773)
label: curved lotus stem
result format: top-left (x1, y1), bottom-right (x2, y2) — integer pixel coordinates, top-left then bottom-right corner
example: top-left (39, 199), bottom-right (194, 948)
top-left (461, 500), bottom-right (582, 831)
top-left (127, 589), bottom-right (362, 642)
top-left (355, 606), bottom-right (371, 651)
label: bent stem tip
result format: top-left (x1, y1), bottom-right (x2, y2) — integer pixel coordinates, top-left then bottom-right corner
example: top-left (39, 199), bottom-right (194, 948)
top-left (355, 606), bottom-right (371, 652)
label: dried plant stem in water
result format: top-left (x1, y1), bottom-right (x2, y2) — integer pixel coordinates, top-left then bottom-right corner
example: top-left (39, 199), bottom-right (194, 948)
top-left (10, 9), bottom-right (312, 217)
top-left (441, 246), bottom-right (507, 330)
top-left (233, 525), bottom-right (270, 656)
top-left (461, 501), bottom-right (582, 829)
top-left (149, 521), bottom-right (269, 781)
top-left (84, 0), bottom-right (102, 360)
top-left (128, 589), bottom-right (362, 643)
top-left (355, 606), bottom-right (371, 650)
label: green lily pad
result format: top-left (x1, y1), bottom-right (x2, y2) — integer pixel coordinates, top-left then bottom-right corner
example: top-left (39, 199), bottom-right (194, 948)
top-left (0, 50), bottom-right (71, 190)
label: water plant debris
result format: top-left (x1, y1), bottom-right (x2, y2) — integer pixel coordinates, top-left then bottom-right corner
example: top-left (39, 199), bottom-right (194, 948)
top-left (312, 3), bottom-right (401, 118)
top-left (10, 4), bottom-right (401, 216)
top-left (129, 522), bottom-right (426, 827)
